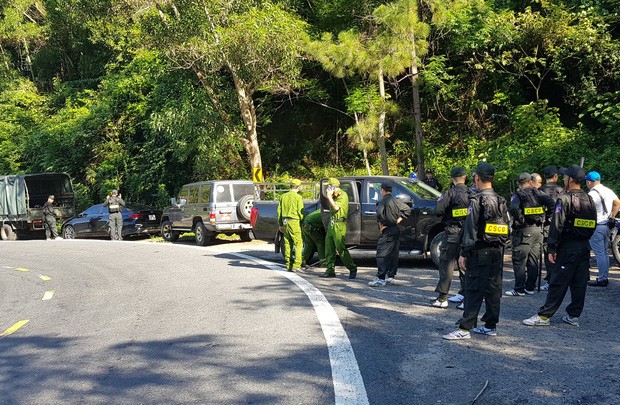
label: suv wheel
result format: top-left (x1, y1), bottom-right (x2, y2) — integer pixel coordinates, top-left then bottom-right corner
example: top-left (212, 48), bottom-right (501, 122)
top-left (239, 230), bottom-right (253, 242)
top-left (429, 231), bottom-right (445, 267)
top-left (161, 220), bottom-right (180, 242)
top-left (237, 195), bottom-right (254, 221)
top-left (612, 232), bottom-right (620, 266)
top-left (194, 221), bottom-right (212, 246)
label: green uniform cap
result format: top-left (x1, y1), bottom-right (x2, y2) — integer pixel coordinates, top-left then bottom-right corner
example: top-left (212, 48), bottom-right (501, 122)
top-left (327, 178), bottom-right (340, 187)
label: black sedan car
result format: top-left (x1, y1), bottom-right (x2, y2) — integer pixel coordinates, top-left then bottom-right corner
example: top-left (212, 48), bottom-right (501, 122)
top-left (61, 203), bottom-right (161, 239)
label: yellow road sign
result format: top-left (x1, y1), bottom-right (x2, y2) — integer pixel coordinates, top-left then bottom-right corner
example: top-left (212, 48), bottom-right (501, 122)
top-left (253, 167), bottom-right (264, 183)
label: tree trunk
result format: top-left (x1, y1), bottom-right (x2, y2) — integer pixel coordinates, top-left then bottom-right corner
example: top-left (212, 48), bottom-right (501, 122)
top-left (232, 73), bottom-right (262, 171)
top-left (355, 112), bottom-right (372, 176)
top-left (410, 36), bottom-right (424, 177)
top-left (378, 68), bottom-right (389, 175)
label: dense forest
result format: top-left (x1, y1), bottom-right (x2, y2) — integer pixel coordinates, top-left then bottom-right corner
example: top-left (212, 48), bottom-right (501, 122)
top-left (1, 0), bottom-right (619, 209)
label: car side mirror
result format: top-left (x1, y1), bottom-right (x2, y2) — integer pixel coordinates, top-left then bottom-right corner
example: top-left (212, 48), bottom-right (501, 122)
top-left (78, 212), bottom-right (86, 218)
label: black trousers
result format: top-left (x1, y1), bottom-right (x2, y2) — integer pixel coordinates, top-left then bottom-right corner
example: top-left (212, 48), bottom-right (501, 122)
top-left (538, 240), bottom-right (590, 319)
top-left (44, 215), bottom-right (58, 239)
top-left (459, 246), bottom-right (503, 330)
top-left (511, 227), bottom-right (543, 292)
top-left (435, 239), bottom-right (461, 301)
top-left (376, 226), bottom-right (401, 279)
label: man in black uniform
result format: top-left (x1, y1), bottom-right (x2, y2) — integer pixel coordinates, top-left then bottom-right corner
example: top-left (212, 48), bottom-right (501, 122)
top-left (43, 195), bottom-right (61, 240)
top-left (539, 165), bottom-right (565, 291)
top-left (443, 162), bottom-right (509, 340)
top-left (103, 189), bottom-right (125, 240)
top-left (368, 183), bottom-right (411, 286)
top-left (505, 173), bottom-right (555, 296)
top-left (431, 166), bottom-right (473, 308)
top-left (423, 169), bottom-right (443, 191)
top-left (523, 164), bottom-right (597, 327)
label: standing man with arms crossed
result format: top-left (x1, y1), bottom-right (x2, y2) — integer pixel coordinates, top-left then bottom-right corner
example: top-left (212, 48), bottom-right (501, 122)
top-left (320, 178), bottom-right (358, 279)
top-left (585, 171), bottom-right (620, 287)
top-left (103, 189), bottom-right (125, 240)
top-left (523, 165), bottom-right (597, 327)
top-left (443, 162), bottom-right (510, 340)
top-left (539, 166), bottom-right (565, 291)
top-left (431, 167), bottom-right (472, 307)
top-left (504, 172), bottom-right (555, 296)
top-left (368, 183), bottom-right (411, 287)
top-left (278, 179), bottom-right (305, 272)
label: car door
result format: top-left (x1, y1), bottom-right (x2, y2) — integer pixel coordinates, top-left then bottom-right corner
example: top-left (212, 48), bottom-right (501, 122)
top-left (94, 204), bottom-right (110, 236)
top-left (183, 186), bottom-right (200, 228)
top-left (361, 181), bottom-right (382, 244)
top-left (72, 205), bottom-right (100, 236)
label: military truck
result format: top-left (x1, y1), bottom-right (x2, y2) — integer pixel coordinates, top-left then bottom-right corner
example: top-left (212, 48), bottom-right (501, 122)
top-left (0, 173), bottom-right (76, 240)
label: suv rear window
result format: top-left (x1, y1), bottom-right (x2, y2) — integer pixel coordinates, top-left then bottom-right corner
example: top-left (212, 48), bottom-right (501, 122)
top-left (232, 184), bottom-right (255, 202)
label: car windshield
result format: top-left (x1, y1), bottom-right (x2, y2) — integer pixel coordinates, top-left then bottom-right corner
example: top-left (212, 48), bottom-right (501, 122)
top-left (395, 178), bottom-right (441, 200)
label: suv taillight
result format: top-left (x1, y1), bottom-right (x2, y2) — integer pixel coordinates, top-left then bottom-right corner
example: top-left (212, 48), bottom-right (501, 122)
top-left (130, 213), bottom-right (144, 219)
top-left (209, 211), bottom-right (216, 224)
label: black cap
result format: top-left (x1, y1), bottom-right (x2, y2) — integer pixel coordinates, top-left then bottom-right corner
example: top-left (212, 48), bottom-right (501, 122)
top-left (517, 172), bottom-right (531, 183)
top-left (474, 162), bottom-right (495, 177)
top-left (559, 164), bottom-right (585, 182)
top-left (450, 166), bottom-right (466, 178)
top-left (425, 169), bottom-right (434, 174)
top-left (380, 182), bottom-right (392, 192)
top-left (543, 165), bottom-right (559, 177)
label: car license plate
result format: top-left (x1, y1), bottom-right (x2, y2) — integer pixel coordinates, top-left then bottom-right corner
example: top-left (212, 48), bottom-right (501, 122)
top-left (149, 215), bottom-right (156, 221)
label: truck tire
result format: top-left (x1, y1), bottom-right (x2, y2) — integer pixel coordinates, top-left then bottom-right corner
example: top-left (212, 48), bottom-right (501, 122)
top-left (194, 221), bottom-right (213, 246)
top-left (612, 233), bottom-right (620, 267)
top-left (239, 230), bottom-right (253, 242)
top-left (161, 221), bottom-right (180, 242)
top-left (237, 195), bottom-right (254, 221)
top-left (1, 224), bottom-right (17, 241)
top-left (429, 231), bottom-right (445, 268)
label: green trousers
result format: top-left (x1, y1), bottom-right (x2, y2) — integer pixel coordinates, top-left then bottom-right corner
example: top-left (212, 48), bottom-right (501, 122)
top-left (324, 222), bottom-right (357, 274)
top-left (302, 224), bottom-right (325, 266)
top-left (283, 219), bottom-right (303, 269)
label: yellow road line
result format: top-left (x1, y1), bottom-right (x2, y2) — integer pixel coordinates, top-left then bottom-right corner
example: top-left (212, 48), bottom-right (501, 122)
top-left (15, 268), bottom-right (29, 272)
top-left (39, 275), bottom-right (52, 281)
top-left (42, 290), bottom-right (55, 301)
top-left (0, 320), bottom-right (29, 337)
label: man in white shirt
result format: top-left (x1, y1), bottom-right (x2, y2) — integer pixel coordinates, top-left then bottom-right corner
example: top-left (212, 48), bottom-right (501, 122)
top-left (586, 171), bottom-right (620, 287)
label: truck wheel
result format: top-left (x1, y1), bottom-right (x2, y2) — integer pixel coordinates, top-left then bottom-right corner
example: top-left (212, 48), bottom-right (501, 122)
top-left (429, 231), bottom-right (445, 268)
top-left (239, 230), bottom-right (253, 242)
top-left (237, 195), bottom-right (254, 221)
top-left (1, 224), bottom-right (17, 241)
top-left (62, 225), bottom-right (76, 239)
top-left (195, 221), bottom-right (212, 246)
top-left (161, 221), bottom-right (180, 242)
top-left (612, 233), bottom-right (620, 267)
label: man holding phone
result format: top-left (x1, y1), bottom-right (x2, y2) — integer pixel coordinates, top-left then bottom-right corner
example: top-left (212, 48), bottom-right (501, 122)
top-left (320, 178), bottom-right (358, 279)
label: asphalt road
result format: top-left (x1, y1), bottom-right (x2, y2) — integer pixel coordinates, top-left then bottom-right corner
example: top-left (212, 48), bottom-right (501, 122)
top-left (1, 238), bottom-right (619, 405)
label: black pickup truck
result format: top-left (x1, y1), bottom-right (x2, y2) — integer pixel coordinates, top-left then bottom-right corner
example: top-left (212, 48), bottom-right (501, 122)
top-left (251, 176), bottom-right (445, 264)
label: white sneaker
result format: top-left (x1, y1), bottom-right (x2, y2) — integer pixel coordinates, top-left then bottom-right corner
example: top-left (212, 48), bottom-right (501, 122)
top-left (562, 315), bottom-right (580, 327)
top-left (523, 315), bottom-right (550, 326)
top-left (430, 299), bottom-right (448, 308)
top-left (368, 278), bottom-right (387, 287)
top-left (55, 237), bottom-right (63, 240)
top-left (443, 329), bottom-right (471, 340)
top-left (504, 290), bottom-right (526, 296)
top-left (46, 238), bottom-right (51, 241)
top-left (524, 289), bottom-right (535, 295)
top-left (541, 283), bottom-right (550, 291)
top-left (385, 277), bottom-right (396, 285)
top-left (448, 294), bottom-right (464, 303)
top-left (456, 302), bottom-right (464, 310)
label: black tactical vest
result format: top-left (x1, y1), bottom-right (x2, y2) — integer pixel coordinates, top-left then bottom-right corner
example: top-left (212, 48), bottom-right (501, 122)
top-left (446, 186), bottom-right (473, 224)
top-left (564, 192), bottom-right (597, 239)
top-left (516, 188), bottom-right (545, 226)
top-left (477, 193), bottom-right (510, 245)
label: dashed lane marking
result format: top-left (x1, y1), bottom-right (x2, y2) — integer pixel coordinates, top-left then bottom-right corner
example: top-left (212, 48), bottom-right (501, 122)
top-left (42, 290), bottom-right (55, 301)
top-left (0, 320), bottom-right (29, 337)
top-left (15, 268), bottom-right (29, 272)
top-left (228, 252), bottom-right (370, 405)
top-left (39, 275), bottom-right (52, 281)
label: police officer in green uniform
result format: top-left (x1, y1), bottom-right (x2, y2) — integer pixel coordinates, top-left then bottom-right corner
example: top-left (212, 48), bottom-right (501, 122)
top-left (443, 162), bottom-right (510, 340)
top-left (505, 172), bottom-right (555, 296)
top-left (431, 167), bottom-right (473, 307)
top-left (301, 209), bottom-right (326, 268)
top-left (523, 164), bottom-right (597, 327)
top-left (320, 178), bottom-right (358, 279)
top-left (278, 179), bottom-right (304, 271)
top-left (43, 195), bottom-right (60, 240)
top-left (103, 189), bottom-right (125, 240)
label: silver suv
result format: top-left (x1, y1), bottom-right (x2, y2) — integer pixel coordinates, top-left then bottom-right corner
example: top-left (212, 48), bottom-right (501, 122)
top-left (160, 180), bottom-right (255, 245)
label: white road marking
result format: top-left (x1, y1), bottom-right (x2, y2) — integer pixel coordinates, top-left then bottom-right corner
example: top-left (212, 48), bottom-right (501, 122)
top-left (42, 290), bottom-right (55, 301)
top-left (230, 252), bottom-right (369, 405)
